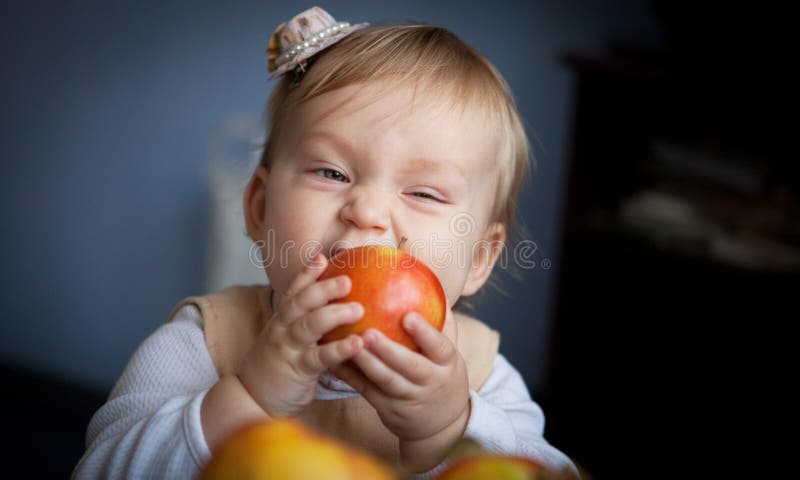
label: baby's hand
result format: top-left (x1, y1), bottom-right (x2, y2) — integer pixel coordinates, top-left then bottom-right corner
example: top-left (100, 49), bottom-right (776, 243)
top-left (331, 302), bottom-right (470, 472)
top-left (236, 254), bottom-right (365, 418)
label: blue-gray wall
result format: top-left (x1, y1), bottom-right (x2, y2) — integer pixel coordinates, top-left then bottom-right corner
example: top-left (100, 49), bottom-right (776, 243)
top-left (1, 1), bottom-right (661, 393)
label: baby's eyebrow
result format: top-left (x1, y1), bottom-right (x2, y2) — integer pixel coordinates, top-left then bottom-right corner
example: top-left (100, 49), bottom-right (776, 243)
top-left (401, 157), bottom-right (468, 185)
top-left (302, 130), bottom-right (357, 157)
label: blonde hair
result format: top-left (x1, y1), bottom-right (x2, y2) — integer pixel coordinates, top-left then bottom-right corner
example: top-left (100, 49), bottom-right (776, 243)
top-left (259, 24), bottom-right (534, 308)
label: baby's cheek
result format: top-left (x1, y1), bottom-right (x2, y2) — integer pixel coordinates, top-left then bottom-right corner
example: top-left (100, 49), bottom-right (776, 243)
top-left (428, 262), bottom-right (469, 307)
top-left (259, 228), bottom-right (309, 292)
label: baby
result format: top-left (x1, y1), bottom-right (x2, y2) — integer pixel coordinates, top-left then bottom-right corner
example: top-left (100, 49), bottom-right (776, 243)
top-left (73, 7), bottom-right (578, 479)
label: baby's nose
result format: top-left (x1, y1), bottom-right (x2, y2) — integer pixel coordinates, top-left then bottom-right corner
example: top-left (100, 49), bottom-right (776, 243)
top-left (339, 185), bottom-right (391, 232)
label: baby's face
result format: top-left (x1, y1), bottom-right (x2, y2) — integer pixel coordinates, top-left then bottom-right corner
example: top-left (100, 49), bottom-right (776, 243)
top-left (250, 80), bottom-right (505, 306)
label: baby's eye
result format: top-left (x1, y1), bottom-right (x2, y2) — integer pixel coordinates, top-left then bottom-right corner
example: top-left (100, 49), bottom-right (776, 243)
top-left (410, 191), bottom-right (443, 202)
top-left (315, 168), bottom-right (349, 182)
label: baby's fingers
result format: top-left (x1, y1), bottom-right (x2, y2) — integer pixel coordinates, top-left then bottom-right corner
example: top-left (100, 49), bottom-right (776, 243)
top-left (284, 253), bottom-right (328, 299)
top-left (351, 348), bottom-right (416, 398)
top-left (299, 335), bottom-right (363, 376)
top-left (363, 328), bottom-right (432, 385)
top-left (330, 363), bottom-right (379, 404)
top-left (280, 274), bottom-right (352, 324)
top-left (289, 302), bottom-right (364, 347)
top-left (404, 312), bottom-right (456, 365)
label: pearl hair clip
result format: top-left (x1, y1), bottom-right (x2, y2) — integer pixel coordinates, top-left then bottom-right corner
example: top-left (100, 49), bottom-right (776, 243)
top-left (267, 6), bottom-right (369, 86)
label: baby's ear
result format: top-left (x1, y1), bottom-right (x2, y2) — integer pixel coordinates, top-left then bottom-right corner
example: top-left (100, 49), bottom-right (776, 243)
top-left (461, 222), bottom-right (507, 297)
top-left (243, 165), bottom-right (270, 242)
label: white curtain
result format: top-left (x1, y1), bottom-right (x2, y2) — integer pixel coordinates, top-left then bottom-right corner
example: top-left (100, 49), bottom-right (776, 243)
top-left (205, 113), bottom-right (270, 292)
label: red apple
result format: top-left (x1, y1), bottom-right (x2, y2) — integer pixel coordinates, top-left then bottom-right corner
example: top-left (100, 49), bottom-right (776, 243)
top-left (319, 244), bottom-right (446, 351)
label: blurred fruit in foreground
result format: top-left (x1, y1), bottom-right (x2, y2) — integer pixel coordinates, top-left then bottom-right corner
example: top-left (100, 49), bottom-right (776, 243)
top-left (433, 439), bottom-right (581, 480)
top-left (435, 455), bottom-right (554, 480)
top-left (201, 419), bottom-right (395, 480)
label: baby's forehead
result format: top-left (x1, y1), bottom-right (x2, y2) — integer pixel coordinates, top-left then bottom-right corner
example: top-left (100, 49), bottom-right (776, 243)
top-left (302, 80), bottom-right (486, 123)
top-left (289, 81), bottom-right (501, 171)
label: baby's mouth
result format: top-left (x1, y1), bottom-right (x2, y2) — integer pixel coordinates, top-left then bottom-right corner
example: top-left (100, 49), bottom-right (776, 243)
top-left (327, 236), bottom-right (403, 259)
top-left (328, 242), bottom-right (350, 259)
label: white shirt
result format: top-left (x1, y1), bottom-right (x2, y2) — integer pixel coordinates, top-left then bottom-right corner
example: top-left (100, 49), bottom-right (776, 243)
top-left (72, 305), bottom-right (578, 479)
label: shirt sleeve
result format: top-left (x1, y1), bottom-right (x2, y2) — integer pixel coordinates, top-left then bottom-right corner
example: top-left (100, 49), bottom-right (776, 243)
top-left (413, 354), bottom-right (580, 480)
top-left (71, 305), bottom-right (217, 479)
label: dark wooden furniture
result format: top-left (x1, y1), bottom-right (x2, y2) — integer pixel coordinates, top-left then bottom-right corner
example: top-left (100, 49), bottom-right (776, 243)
top-left (541, 45), bottom-right (796, 479)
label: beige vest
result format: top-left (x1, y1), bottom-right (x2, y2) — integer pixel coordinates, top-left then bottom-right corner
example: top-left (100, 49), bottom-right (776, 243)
top-left (168, 284), bottom-right (500, 464)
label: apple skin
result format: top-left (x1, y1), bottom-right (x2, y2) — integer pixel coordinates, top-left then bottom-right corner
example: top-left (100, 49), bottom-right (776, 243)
top-left (319, 245), bottom-right (446, 351)
top-left (436, 455), bottom-right (554, 480)
top-left (201, 419), bottom-right (395, 480)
